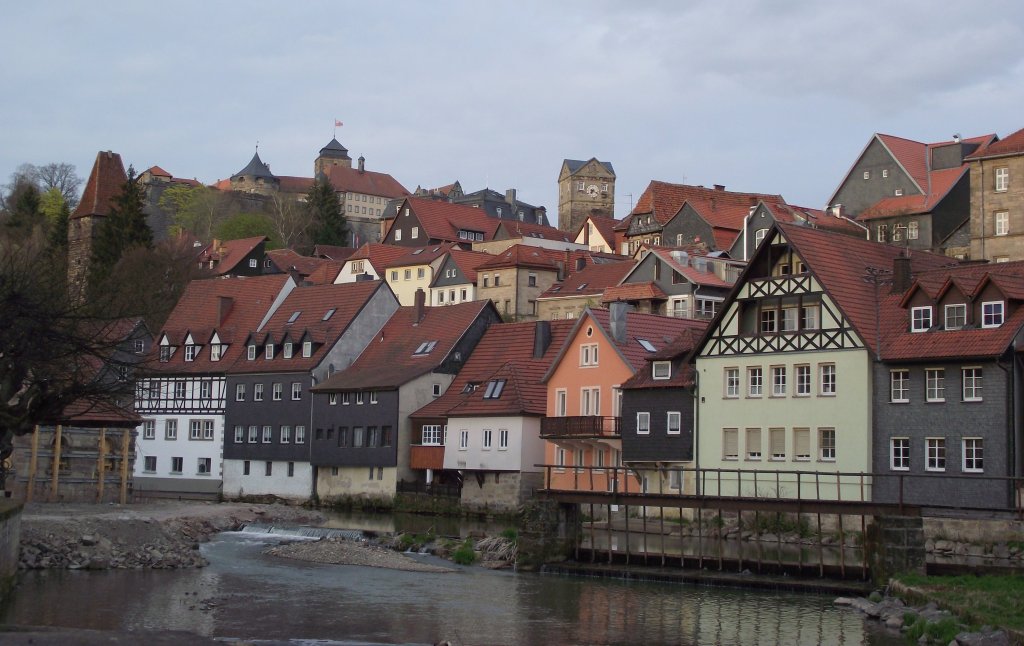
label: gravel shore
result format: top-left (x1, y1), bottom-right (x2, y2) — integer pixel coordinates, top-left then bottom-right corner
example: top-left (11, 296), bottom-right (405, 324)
top-left (266, 537), bottom-right (456, 573)
top-left (19, 501), bottom-right (324, 571)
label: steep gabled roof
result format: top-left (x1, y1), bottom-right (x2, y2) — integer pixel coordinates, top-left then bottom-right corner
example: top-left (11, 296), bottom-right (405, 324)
top-left (319, 138), bottom-right (351, 157)
top-left (623, 180), bottom-right (784, 229)
top-left (538, 260), bottom-right (635, 299)
top-left (574, 215), bottom-right (620, 247)
top-left (440, 249), bottom-right (493, 283)
top-left (649, 249), bottom-right (734, 288)
top-left (413, 320), bottom-right (576, 419)
top-left (476, 244), bottom-right (565, 271)
top-left (198, 236), bottom-right (267, 275)
top-left (387, 197), bottom-right (501, 243)
top-left (764, 202), bottom-right (866, 236)
top-left (305, 261), bottom-right (343, 285)
top-left (965, 126), bottom-right (1024, 160)
top-left (265, 248), bottom-right (330, 277)
top-left (157, 274), bottom-right (292, 374)
top-left (344, 243), bottom-right (411, 275)
top-left (72, 151), bottom-right (127, 220)
top-left (325, 164), bottom-right (408, 198)
top-left (278, 176), bottom-right (315, 193)
top-left (858, 166), bottom-right (967, 220)
top-left (562, 158), bottom-right (615, 176)
top-left (313, 244), bottom-right (357, 262)
top-left (771, 222), bottom-right (954, 354)
top-left (601, 281), bottom-right (668, 303)
top-left (312, 300), bottom-right (496, 391)
top-left (620, 328), bottom-right (703, 390)
top-left (228, 280), bottom-right (385, 374)
top-left (384, 242), bottom-right (455, 269)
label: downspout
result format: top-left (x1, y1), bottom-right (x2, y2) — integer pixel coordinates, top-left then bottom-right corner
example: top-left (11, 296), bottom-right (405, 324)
top-left (840, 214), bottom-right (871, 240)
top-left (980, 163), bottom-right (986, 260)
top-left (996, 356), bottom-right (1013, 508)
top-left (693, 367), bottom-right (700, 495)
top-left (742, 209), bottom-right (753, 262)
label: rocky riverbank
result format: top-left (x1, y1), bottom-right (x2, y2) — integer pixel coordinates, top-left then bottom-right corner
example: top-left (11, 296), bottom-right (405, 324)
top-left (18, 501), bottom-right (323, 571)
top-left (266, 537), bottom-right (456, 572)
top-left (836, 594), bottom-right (1013, 645)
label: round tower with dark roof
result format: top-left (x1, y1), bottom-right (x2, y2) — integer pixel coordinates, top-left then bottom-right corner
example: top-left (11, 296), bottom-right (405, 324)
top-left (230, 150), bottom-right (279, 195)
top-left (315, 138), bottom-right (353, 177)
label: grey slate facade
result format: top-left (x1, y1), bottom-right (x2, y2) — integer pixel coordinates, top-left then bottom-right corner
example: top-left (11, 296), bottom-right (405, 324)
top-left (310, 389), bottom-right (400, 468)
top-left (620, 386), bottom-right (695, 463)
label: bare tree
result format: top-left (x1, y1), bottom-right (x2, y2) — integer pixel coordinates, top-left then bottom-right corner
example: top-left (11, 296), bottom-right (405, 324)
top-left (268, 193), bottom-right (314, 251)
top-left (35, 162), bottom-right (82, 209)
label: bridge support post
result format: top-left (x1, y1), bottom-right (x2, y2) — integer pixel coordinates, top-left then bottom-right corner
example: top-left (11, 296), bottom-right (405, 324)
top-left (516, 499), bottom-right (581, 572)
top-left (865, 515), bottom-right (925, 584)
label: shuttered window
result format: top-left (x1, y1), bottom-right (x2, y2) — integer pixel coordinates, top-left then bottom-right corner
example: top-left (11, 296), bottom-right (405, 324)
top-left (745, 428), bottom-right (762, 460)
top-left (770, 428), bottom-right (786, 460)
top-left (722, 428), bottom-right (738, 460)
top-left (793, 428), bottom-right (811, 461)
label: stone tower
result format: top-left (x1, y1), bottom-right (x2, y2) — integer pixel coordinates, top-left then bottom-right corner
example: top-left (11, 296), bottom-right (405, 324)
top-left (68, 151), bottom-right (127, 297)
top-left (314, 137), bottom-right (353, 177)
top-left (557, 158), bottom-right (615, 233)
top-left (229, 150), bottom-right (279, 196)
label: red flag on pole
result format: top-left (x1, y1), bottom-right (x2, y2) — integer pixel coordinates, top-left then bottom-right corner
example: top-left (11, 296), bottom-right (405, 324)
top-left (335, 120), bottom-right (343, 127)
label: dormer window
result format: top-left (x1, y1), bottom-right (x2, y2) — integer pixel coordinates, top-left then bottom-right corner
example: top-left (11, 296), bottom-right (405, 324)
top-left (247, 344), bottom-right (257, 360)
top-left (210, 345), bottom-right (222, 362)
top-left (944, 304), bottom-right (966, 329)
top-left (911, 306), bottom-right (933, 333)
top-left (184, 345), bottom-right (197, 362)
top-left (982, 301), bottom-right (1005, 328)
top-left (652, 361), bottom-right (671, 380)
top-left (159, 346), bottom-right (172, 362)
top-left (302, 341), bottom-right (312, 357)
top-left (483, 379), bottom-right (506, 399)
top-left (283, 342), bottom-right (293, 358)
top-left (265, 344), bottom-right (275, 359)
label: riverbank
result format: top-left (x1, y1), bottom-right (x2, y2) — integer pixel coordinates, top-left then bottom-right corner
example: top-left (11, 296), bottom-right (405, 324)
top-left (266, 537), bottom-right (456, 572)
top-left (18, 501), bottom-right (324, 571)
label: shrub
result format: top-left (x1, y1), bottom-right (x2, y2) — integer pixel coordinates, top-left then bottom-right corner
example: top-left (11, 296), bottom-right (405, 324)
top-left (452, 540), bottom-right (477, 565)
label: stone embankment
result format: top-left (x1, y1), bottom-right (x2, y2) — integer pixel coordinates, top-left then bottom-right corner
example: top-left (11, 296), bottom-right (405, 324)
top-left (836, 595), bottom-right (1012, 645)
top-left (18, 501), bottom-right (323, 571)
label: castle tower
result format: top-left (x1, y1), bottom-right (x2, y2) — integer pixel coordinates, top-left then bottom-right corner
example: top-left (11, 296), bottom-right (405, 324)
top-left (557, 158), bottom-right (615, 233)
top-left (68, 151), bottom-right (127, 296)
top-left (229, 150), bottom-right (279, 195)
top-left (314, 138), bottom-right (353, 177)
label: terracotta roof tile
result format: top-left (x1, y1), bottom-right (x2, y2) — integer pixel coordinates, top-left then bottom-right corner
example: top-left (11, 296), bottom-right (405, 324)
top-left (278, 176), bottom-right (315, 193)
top-left (576, 308), bottom-right (708, 373)
top-left (965, 127), bottom-right (1024, 160)
top-left (859, 167), bottom-right (966, 220)
top-left (197, 237), bottom-right (267, 275)
top-left (496, 220), bottom-right (572, 242)
top-left (574, 215), bottom-right (621, 248)
top-left (313, 300), bottom-right (496, 391)
top-left (652, 249), bottom-right (734, 288)
top-left (444, 249), bottom-right (493, 283)
top-left (157, 274), bottom-right (292, 374)
top-left (387, 197), bottom-right (501, 244)
top-left (538, 260), bottom-right (634, 298)
top-left (305, 261), bottom-right (343, 285)
top-left (326, 165), bottom-right (409, 199)
top-left (601, 282), bottom-right (668, 303)
top-left (413, 320), bottom-right (576, 419)
top-left (345, 243), bottom-right (412, 275)
top-left (72, 151), bottom-right (127, 220)
top-left (385, 242), bottom-right (456, 269)
top-left (265, 249), bottom-right (331, 276)
top-left (313, 245), bottom-right (357, 262)
top-left (229, 280), bottom-right (385, 374)
top-left (620, 328), bottom-right (702, 390)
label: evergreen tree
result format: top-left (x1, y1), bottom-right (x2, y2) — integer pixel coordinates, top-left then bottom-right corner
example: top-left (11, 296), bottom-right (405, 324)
top-left (3, 180), bottom-right (42, 234)
top-left (306, 178), bottom-right (347, 247)
top-left (90, 165), bottom-right (153, 288)
top-left (48, 196), bottom-right (70, 253)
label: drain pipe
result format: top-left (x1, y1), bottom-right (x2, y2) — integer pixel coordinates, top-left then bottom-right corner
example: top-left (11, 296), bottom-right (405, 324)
top-left (693, 367), bottom-right (701, 496)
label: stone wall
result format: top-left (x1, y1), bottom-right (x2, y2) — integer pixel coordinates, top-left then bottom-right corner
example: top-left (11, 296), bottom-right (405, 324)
top-left (865, 515), bottom-right (925, 584)
top-left (516, 499), bottom-right (580, 571)
top-left (460, 471), bottom-right (543, 515)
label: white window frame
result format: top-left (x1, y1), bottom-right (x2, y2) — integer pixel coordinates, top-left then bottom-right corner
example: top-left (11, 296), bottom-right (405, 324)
top-left (482, 429), bottom-right (492, 450)
top-left (253, 383), bottom-right (264, 401)
top-left (580, 343), bottom-right (599, 367)
top-left (295, 425), bottom-right (306, 444)
top-left (995, 211), bottom-right (1009, 236)
top-left (769, 427), bottom-right (785, 461)
top-left (165, 420), bottom-right (177, 440)
top-left (722, 428), bottom-right (738, 461)
top-left (962, 367), bottom-right (983, 401)
top-left (666, 411), bottom-right (681, 435)
top-left (911, 306), bottom-right (932, 332)
top-left (652, 361), bottom-right (671, 380)
top-left (907, 221), bottom-right (919, 240)
top-left (459, 429), bottom-right (469, 451)
top-left (235, 383), bottom-right (245, 401)
top-left (890, 369), bottom-right (910, 403)
top-left (291, 382), bottom-right (302, 400)
top-left (962, 437), bottom-right (984, 473)
top-left (819, 364), bottom-right (836, 396)
top-left (890, 437), bottom-right (910, 471)
top-left (554, 389), bottom-right (567, 417)
top-left (925, 437), bottom-right (946, 472)
top-left (142, 419), bottom-right (156, 440)
top-left (795, 364), bottom-right (811, 396)
top-left (793, 427), bottom-right (811, 461)
top-left (725, 367), bottom-right (740, 398)
top-left (272, 382), bottom-right (283, 401)
top-left (745, 427), bottom-right (762, 461)
top-left (982, 301), bottom-right (1005, 328)
top-left (747, 366), bottom-right (763, 397)
top-left (925, 368), bottom-right (945, 402)
top-left (995, 167), bottom-right (1009, 192)
top-left (818, 428), bottom-right (836, 462)
top-left (498, 428), bottom-right (509, 450)
top-left (636, 412), bottom-right (650, 435)
top-left (770, 366), bottom-right (786, 397)
top-left (945, 303), bottom-right (966, 330)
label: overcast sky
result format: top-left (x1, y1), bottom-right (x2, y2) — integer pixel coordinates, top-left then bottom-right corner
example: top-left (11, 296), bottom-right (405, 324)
top-left (2, 1), bottom-right (1022, 225)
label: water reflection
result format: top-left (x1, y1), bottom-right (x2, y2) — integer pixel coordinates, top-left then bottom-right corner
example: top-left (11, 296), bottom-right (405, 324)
top-left (2, 530), bottom-right (902, 645)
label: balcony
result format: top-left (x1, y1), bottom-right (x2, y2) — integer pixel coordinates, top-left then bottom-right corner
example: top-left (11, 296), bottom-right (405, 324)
top-left (409, 445), bottom-right (445, 470)
top-left (540, 416), bottom-right (621, 439)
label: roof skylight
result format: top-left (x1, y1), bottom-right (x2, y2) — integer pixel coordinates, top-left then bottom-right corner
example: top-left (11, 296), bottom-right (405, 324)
top-left (322, 308), bottom-right (336, 321)
top-left (637, 338), bottom-right (657, 352)
top-left (483, 379), bottom-right (506, 399)
top-left (413, 340), bottom-right (438, 355)
top-left (287, 311), bottom-right (301, 324)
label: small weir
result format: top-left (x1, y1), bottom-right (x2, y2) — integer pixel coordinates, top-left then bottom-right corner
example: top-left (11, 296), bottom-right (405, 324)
top-left (236, 523), bottom-right (365, 541)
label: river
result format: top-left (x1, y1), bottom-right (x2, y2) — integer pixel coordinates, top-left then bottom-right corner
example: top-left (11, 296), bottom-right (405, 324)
top-left (1, 518), bottom-right (903, 645)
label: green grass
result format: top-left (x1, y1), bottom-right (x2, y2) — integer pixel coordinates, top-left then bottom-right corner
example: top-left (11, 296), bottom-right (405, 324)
top-left (451, 539), bottom-right (477, 565)
top-left (499, 528), bottom-right (518, 542)
top-left (895, 573), bottom-right (1024, 632)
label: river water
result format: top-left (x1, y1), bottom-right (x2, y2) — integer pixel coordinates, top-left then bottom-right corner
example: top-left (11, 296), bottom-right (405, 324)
top-left (1, 518), bottom-right (903, 646)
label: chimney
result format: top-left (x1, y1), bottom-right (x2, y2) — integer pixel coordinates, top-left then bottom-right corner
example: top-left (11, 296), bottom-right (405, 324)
top-left (556, 261), bottom-right (566, 281)
top-left (891, 255), bottom-right (912, 294)
top-left (414, 288), bottom-right (426, 323)
top-left (217, 296), bottom-right (234, 326)
top-left (609, 301), bottom-right (631, 344)
top-left (212, 238), bottom-right (221, 253)
top-left (714, 184), bottom-right (725, 191)
top-left (358, 155), bottom-right (365, 173)
top-left (533, 320), bottom-right (551, 358)
top-left (505, 188), bottom-right (517, 207)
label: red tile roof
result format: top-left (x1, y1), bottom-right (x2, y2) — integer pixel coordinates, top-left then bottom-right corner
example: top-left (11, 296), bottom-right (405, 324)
top-left (344, 243), bottom-right (411, 276)
top-left (265, 248), bottom-right (332, 277)
top-left (313, 245), bottom-right (357, 262)
top-left (495, 220), bottom-right (572, 242)
top-left (869, 133), bottom-right (995, 197)
top-left (57, 398), bottom-right (142, 427)
top-left (157, 274), bottom-right (292, 374)
top-left (601, 282), bottom-right (668, 303)
top-left (413, 320), bottom-right (576, 419)
top-left (776, 222), bottom-right (954, 354)
top-left (385, 242), bottom-right (456, 269)
top-left (965, 126), bottom-right (1024, 160)
top-left (278, 176), bottom-right (315, 194)
top-left (326, 165), bottom-right (409, 199)
top-left (146, 165), bottom-right (171, 178)
top-left (574, 215), bottom-right (621, 248)
top-left (387, 197), bottom-right (501, 244)
top-left (229, 280), bottom-right (386, 374)
top-left (584, 308), bottom-right (708, 373)
top-left (767, 203), bottom-right (867, 236)
top-left (652, 249), bottom-right (734, 288)
top-left (620, 327), bottom-right (703, 390)
top-left (859, 166), bottom-right (967, 221)
top-left (197, 236), bottom-right (267, 275)
top-left (476, 244), bottom-right (567, 271)
top-left (442, 249), bottom-right (493, 283)
top-left (72, 151), bottom-right (127, 220)
top-left (622, 180), bottom-right (784, 228)
top-left (538, 260), bottom-right (635, 299)
top-left (313, 300), bottom-right (497, 391)
top-left (305, 261), bottom-right (343, 285)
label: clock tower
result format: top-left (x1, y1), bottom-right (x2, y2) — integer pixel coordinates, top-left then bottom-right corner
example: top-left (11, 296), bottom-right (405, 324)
top-left (557, 158), bottom-right (615, 234)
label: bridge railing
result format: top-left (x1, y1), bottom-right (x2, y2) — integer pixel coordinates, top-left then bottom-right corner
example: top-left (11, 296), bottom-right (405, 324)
top-left (537, 464), bottom-right (1024, 517)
